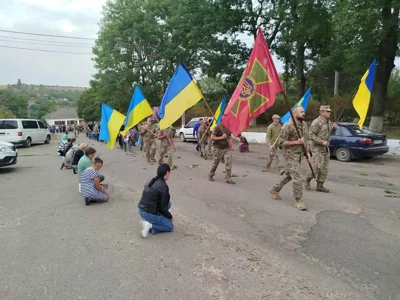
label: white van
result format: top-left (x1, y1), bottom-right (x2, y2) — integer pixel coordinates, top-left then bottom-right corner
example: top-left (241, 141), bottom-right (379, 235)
top-left (178, 117), bottom-right (213, 142)
top-left (0, 119), bottom-right (51, 147)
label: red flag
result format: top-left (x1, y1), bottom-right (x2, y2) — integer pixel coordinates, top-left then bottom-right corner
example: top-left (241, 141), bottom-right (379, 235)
top-left (222, 28), bottom-right (284, 136)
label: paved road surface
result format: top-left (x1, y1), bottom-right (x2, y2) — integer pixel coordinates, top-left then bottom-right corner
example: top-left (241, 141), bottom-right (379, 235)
top-left (1, 137), bottom-right (399, 300)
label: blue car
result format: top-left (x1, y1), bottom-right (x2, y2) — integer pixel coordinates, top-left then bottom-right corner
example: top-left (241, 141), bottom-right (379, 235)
top-left (329, 122), bottom-right (389, 162)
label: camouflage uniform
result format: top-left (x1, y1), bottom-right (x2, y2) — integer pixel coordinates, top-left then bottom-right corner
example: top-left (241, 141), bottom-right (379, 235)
top-left (139, 125), bottom-right (157, 163)
top-left (158, 128), bottom-right (174, 166)
top-left (305, 116), bottom-right (332, 192)
top-left (198, 122), bottom-right (210, 159)
top-left (265, 123), bottom-right (281, 170)
top-left (209, 125), bottom-right (235, 184)
top-left (270, 119), bottom-right (308, 209)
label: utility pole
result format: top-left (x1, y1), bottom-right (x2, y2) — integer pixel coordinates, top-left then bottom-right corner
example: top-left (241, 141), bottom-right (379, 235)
top-left (334, 71), bottom-right (339, 95)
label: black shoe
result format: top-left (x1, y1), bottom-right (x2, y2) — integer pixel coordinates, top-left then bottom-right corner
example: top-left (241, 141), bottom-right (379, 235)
top-left (73, 168), bottom-right (77, 174)
top-left (85, 197), bottom-right (91, 206)
top-left (60, 163), bottom-right (65, 170)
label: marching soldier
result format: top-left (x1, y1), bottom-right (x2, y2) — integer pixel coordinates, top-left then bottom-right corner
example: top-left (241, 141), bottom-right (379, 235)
top-left (265, 114), bottom-right (282, 171)
top-left (157, 127), bottom-right (175, 167)
top-left (304, 105), bottom-right (337, 192)
top-left (139, 118), bottom-right (157, 164)
top-left (198, 119), bottom-right (211, 160)
top-left (269, 106), bottom-right (310, 211)
top-left (208, 124), bottom-right (235, 184)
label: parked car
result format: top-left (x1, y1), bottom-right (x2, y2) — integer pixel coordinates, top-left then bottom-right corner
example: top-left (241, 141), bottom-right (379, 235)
top-left (329, 122), bottom-right (389, 162)
top-left (178, 117), bottom-right (213, 142)
top-left (0, 140), bottom-right (18, 167)
top-left (0, 119), bottom-right (51, 148)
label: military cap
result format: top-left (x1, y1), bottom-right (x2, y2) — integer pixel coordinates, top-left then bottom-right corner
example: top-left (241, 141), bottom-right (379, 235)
top-left (320, 105), bottom-right (332, 112)
top-left (272, 114), bottom-right (280, 119)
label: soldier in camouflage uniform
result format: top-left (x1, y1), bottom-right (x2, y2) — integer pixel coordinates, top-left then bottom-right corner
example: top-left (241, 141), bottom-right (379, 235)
top-left (139, 118), bottom-right (157, 163)
top-left (138, 121), bottom-right (145, 151)
top-left (198, 120), bottom-right (211, 160)
top-left (269, 106), bottom-right (311, 211)
top-left (157, 127), bottom-right (175, 167)
top-left (209, 124), bottom-right (235, 184)
top-left (265, 114), bottom-right (282, 171)
top-left (304, 105), bottom-right (337, 192)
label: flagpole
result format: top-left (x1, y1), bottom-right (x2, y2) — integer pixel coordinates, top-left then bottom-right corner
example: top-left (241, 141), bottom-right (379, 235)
top-left (199, 118), bottom-right (214, 144)
top-left (137, 124), bottom-right (157, 137)
top-left (282, 92), bottom-right (316, 178)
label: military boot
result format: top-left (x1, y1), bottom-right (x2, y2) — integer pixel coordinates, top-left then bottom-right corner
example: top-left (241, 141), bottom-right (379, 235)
top-left (316, 182), bottom-right (329, 193)
top-left (269, 188), bottom-right (281, 200)
top-left (295, 199), bottom-right (307, 211)
top-left (303, 178), bottom-right (312, 190)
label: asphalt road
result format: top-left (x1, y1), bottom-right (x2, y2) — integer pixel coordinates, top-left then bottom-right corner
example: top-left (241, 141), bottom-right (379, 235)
top-left (0, 136), bottom-right (399, 300)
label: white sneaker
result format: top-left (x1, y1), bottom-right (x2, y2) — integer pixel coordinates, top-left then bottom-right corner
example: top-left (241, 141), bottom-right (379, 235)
top-left (141, 221), bottom-right (151, 238)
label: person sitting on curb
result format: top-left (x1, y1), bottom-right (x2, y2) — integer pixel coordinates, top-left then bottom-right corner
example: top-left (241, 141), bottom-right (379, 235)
top-left (80, 157), bottom-right (110, 206)
top-left (238, 134), bottom-right (249, 152)
top-left (138, 163), bottom-right (174, 238)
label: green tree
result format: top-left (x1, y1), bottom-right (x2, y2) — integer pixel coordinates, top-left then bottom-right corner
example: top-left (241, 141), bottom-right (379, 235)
top-left (77, 89), bottom-right (102, 121)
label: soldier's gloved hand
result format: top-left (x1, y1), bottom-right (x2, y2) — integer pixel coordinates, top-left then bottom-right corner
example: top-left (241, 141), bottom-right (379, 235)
top-left (332, 122), bottom-right (338, 129)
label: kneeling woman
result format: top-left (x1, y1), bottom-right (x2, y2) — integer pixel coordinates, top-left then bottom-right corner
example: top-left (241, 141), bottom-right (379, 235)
top-left (138, 163), bottom-right (174, 238)
top-left (80, 157), bottom-right (110, 206)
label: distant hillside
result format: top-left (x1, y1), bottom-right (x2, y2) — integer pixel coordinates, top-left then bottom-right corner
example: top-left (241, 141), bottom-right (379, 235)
top-left (0, 84), bottom-right (87, 92)
top-left (0, 82), bottom-right (86, 120)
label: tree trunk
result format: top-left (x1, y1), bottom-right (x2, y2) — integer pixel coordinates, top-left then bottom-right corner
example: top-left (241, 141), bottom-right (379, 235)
top-left (369, 7), bottom-right (399, 133)
top-left (290, 0), bottom-right (306, 98)
top-left (295, 42), bottom-right (306, 98)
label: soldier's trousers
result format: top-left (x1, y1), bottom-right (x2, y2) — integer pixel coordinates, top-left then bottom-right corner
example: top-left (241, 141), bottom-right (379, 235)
top-left (306, 149), bottom-right (329, 183)
top-left (143, 139), bottom-right (156, 162)
top-left (266, 145), bottom-right (280, 169)
top-left (200, 139), bottom-right (208, 158)
top-left (159, 144), bottom-right (173, 166)
top-left (207, 138), bottom-right (212, 153)
top-left (273, 156), bottom-right (303, 201)
top-left (209, 148), bottom-right (232, 180)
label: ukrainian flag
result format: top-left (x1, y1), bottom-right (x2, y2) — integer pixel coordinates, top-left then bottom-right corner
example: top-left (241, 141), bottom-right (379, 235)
top-left (280, 87), bottom-right (311, 125)
top-left (158, 63), bottom-right (204, 129)
top-left (353, 60), bottom-right (376, 129)
top-left (121, 85), bottom-right (153, 136)
top-left (99, 103), bottom-right (126, 149)
top-left (211, 96), bottom-right (227, 129)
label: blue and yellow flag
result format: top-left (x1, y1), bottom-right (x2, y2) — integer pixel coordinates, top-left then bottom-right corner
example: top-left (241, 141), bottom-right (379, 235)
top-left (211, 96), bottom-right (227, 129)
top-left (121, 85), bottom-right (153, 136)
top-left (99, 103), bottom-right (126, 149)
top-left (280, 87), bottom-right (311, 125)
top-left (353, 60), bottom-right (376, 129)
top-left (158, 63), bottom-right (204, 129)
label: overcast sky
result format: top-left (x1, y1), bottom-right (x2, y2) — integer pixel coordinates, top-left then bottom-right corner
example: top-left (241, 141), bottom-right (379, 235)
top-left (0, 0), bottom-right (105, 87)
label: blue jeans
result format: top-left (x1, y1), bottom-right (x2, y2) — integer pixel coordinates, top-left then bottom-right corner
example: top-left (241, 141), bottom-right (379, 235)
top-left (138, 202), bottom-right (174, 234)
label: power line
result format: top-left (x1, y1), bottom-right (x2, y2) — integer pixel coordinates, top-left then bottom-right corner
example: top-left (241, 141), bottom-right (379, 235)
top-left (0, 38), bottom-right (92, 48)
top-left (0, 35), bottom-right (94, 46)
top-left (0, 29), bottom-right (96, 40)
top-left (0, 45), bottom-right (94, 55)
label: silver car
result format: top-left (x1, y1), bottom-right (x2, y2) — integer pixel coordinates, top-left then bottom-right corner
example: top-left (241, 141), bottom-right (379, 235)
top-left (0, 140), bottom-right (18, 167)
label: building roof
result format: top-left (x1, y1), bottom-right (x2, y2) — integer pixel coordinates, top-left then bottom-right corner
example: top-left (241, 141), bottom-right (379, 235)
top-left (43, 108), bottom-right (78, 120)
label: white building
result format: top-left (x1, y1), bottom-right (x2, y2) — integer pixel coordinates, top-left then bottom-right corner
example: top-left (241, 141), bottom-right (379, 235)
top-left (43, 108), bottom-right (83, 126)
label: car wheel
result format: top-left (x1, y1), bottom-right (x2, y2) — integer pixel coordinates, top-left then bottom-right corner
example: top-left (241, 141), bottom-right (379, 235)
top-left (44, 135), bottom-right (51, 144)
top-left (24, 137), bottom-right (32, 148)
top-left (180, 133), bottom-right (186, 142)
top-left (335, 147), bottom-right (351, 162)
